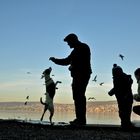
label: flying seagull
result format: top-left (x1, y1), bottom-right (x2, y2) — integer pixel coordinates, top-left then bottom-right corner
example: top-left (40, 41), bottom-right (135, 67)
top-left (119, 54), bottom-right (124, 60)
top-left (26, 96), bottom-right (29, 100)
top-left (92, 75), bottom-right (97, 82)
top-left (88, 97), bottom-right (96, 100)
top-left (99, 82), bottom-right (104, 86)
top-left (24, 101), bottom-right (28, 105)
top-left (27, 72), bottom-right (31, 74)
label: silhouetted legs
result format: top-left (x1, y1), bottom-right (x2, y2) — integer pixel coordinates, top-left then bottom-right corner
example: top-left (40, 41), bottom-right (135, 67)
top-left (117, 99), bottom-right (133, 128)
top-left (40, 105), bottom-right (48, 121)
top-left (40, 110), bottom-right (46, 121)
top-left (40, 104), bottom-right (54, 124)
top-left (49, 108), bottom-right (54, 124)
top-left (74, 96), bottom-right (86, 123)
top-left (71, 75), bottom-right (90, 125)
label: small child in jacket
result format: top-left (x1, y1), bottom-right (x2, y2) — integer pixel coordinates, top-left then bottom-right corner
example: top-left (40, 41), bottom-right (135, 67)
top-left (108, 64), bottom-right (133, 129)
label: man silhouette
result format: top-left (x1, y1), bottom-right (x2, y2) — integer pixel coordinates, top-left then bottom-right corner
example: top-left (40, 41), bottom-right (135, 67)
top-left (49, 33), bottom-right (92, 125)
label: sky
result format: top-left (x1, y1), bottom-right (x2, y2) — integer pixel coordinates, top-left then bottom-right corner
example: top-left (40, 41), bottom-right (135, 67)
top-left (0, 0), bottom-right (140, 103)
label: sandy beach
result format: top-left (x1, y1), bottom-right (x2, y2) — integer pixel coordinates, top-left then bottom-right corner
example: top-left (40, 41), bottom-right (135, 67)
top-left (0, 119), bottom-right (140, 140)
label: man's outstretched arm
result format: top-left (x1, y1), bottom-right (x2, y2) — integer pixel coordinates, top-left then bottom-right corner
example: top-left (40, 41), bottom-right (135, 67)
top-left (49, 55), bottom-right (71, 66)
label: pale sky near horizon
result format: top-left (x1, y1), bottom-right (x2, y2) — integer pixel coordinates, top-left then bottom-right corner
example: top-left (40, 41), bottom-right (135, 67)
top-left (0, 0), bottom-right (140, 103)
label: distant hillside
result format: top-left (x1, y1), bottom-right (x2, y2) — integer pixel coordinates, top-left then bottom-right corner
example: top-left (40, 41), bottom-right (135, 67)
top-left (0, 101), bottom-right (119, 113)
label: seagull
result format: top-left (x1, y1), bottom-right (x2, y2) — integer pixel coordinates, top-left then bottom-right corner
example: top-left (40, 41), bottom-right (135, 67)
top-left (24, 101), bottom-right (27, 105)
top-left (88, 97), bottom-right (96, 100)
top-left (27, 72), bottom-right (31, 74)
top-left (26, 96), bottom-right (29, 100)
top-left (119, 54), bottom-right (124, 60)
top-left (92, 75), bottom-right (97, 82)
top-left (99, 82), bottom-right (104, 86)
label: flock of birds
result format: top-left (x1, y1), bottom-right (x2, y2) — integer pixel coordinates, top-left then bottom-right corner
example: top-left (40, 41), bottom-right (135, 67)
top-left (24, 54), bottom-right (125, 104)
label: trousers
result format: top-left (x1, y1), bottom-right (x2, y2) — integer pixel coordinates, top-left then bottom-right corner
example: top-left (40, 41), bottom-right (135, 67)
top-left (72, 74), bottom-right (90, 122)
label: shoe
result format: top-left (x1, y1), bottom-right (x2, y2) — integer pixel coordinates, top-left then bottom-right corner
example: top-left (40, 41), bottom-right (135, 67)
top-left (121, 122), bottom-right (135, 130)
top-left (69, 119), bottom-right (78, 124)
top-left (69, 119), bottom-right (86, 126)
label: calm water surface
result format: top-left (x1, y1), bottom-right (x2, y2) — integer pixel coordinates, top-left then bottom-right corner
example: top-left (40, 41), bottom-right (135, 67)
top-left (0, 110), bottom-right (139, 125)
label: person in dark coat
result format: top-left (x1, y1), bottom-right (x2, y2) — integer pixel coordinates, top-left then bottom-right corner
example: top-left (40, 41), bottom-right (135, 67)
top-left (133, 68), bottom-right (140, 101)
top-left (49, 33), bottom-right (92, 125)
top-left (108, 64), bottom-right (133, 129)
top-left (133, 68), bottom-right (140, 116)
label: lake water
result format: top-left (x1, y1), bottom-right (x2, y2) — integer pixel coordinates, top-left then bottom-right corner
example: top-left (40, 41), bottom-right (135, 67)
top-left (0, 110), bottom-right (140, 125)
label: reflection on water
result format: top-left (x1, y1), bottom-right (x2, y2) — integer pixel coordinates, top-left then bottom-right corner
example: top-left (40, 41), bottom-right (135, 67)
top-left (0, 110), bottom-right (139, 125)
top-left (53, 112), bottom-right (120, 125)
top-left (1, 101), bottom-right (140, 125)
top-left (0, 110), bottom-right (133, 124)
top-left (87, 112), bottom-right (120, 125)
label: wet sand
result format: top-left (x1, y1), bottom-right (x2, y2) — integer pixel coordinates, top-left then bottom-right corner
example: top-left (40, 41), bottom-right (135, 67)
top-left (0, 119), bottom-right (140, 140)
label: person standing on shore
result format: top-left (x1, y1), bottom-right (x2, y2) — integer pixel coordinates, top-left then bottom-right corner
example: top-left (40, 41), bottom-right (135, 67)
top-left (133, 68), bottom-right (140, 115)
top-left (108, 64), bottom-right (133, 129)
top-left (49, 33), bottom-right (92, 125)
top-left (133, 68), bottom-right (140, 101)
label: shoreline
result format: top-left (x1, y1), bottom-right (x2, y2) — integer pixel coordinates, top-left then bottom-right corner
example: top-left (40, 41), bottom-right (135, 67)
top-left (0, 119), bottom-right (140, 139)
